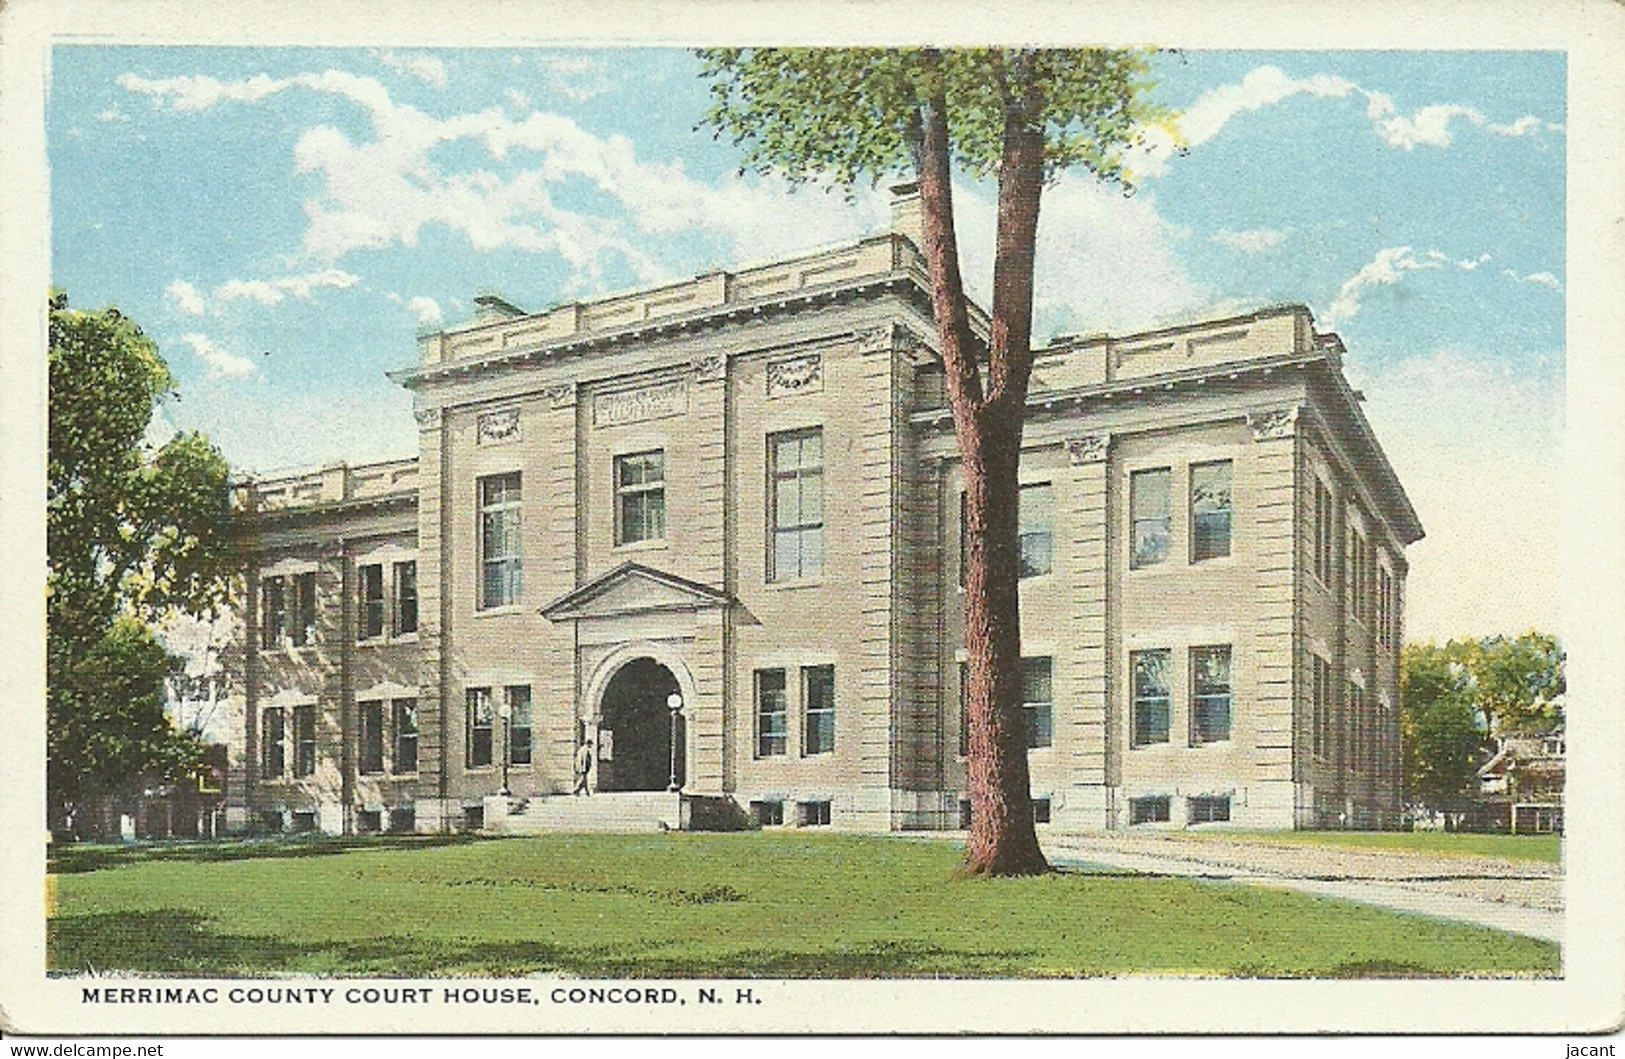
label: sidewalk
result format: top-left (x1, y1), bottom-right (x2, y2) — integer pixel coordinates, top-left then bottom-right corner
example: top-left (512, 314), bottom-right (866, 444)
top-left (1041, 832), bottom-right (1563, 943)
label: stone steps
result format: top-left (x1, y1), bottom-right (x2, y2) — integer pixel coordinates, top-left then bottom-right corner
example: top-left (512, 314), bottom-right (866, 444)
top-left (485, 792), bottom-right (681, 834)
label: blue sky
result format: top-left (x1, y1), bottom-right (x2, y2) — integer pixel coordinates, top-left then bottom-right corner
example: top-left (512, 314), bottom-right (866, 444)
top-left (46, 47), bottom-right (1566, 641)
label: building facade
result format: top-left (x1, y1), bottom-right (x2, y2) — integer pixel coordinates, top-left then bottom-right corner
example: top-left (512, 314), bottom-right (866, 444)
top-left (230, 190), bottom-right (1422, 836)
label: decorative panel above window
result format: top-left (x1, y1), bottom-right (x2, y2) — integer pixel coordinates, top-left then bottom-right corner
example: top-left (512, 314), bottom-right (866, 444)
top-left (766, 353), bottom-right (823, 398)
top-left (476, 408), bottom-right (521, 445)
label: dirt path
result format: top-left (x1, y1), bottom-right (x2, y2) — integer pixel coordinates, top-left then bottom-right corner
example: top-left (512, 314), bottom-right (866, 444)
top-left (1040, 833), bottom-right (1563, 943)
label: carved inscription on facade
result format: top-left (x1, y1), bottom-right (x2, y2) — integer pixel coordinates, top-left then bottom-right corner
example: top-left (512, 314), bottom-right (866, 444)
top-left (592, 380), bottom-right (688, 428)
top-left (1064, 434), bottom-right (1110, 465)
top-left (766, 353), bottom-right (823, 398)
top-left (476, 408), bottom-right (521, 445)
top-left (1248, 405), bottom-right (1300, 441)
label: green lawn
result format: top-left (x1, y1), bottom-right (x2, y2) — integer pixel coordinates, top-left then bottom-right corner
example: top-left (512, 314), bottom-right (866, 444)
top-left (1176, 830), bottom-right (1562, 864)
top-left (48, 832), bottom-right (1558, 979)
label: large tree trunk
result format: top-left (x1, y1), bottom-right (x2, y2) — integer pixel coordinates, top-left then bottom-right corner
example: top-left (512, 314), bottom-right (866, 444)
top-left (913, 57), bottom-right (1049, 876)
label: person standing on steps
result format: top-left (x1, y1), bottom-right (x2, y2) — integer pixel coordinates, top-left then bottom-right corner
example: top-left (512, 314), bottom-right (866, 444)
top-left (573, 735), bottom-right (594, 796)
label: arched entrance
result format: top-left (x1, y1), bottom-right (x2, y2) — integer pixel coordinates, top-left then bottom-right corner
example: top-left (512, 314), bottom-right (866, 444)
top-left (597, 658), bottom-right (685, 792)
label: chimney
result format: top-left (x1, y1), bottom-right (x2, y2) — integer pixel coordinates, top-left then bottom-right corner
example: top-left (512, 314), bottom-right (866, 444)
top-left (889, 181), bottom-right (923, 250)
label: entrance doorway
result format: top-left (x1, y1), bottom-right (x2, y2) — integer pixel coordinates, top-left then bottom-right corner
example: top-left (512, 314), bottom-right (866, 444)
top-left (597, 658), bottom-right (685, 792)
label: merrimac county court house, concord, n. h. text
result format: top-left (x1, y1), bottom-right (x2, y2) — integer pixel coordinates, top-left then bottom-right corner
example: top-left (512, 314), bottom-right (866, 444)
top-left (231, 186), bottom-right (1422, 838)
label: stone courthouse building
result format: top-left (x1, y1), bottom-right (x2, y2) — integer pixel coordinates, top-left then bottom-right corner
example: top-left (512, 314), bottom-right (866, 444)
top-left (231, 188), bottom-right (1422, 837)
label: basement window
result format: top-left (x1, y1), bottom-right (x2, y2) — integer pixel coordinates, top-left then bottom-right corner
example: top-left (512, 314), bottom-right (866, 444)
top-left (1129, 796), bottom-right (1170, 825)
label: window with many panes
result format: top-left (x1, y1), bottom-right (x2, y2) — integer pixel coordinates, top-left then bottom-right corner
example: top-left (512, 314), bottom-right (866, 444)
top-left (479, 473), bottom-right (522, 609)
top-left (1349, 683), bottom-right (1365, 772)
top-left (393, 699), bottom-right (418, 773)
top-left (768, 429), bottom-right (823, 581)
top-left (393, 561), bottom-right (417, 636)
top-left (1313, 478), bottom-right (1334, 586)
top-left (756, 669), bottom-right (788, 756)
top-left (1311, 654), bottom-right (1332, 761)
top-left (1130, 795), bottom-right (1170, 824)
top-left (261, 577), bottom-right (287, 648)
top-left (1188, 794), bottom-right (1231, 823)
top-left (1190, 645), bottom-right (1233, 744)
top-left (261, 707), bottom-right (285, 777)
top-left (615, 450), bottom-right (666, 545)
top-left (1023, 657), bottom-right (1053, 749)
top-left (359, 564), bottom-right (385, 640)
top-left (803, 665), bottom-right (835, 756)
top-left (292, 572), bottom-right (316, 646)
top-left (1377, 564), bottom-right (1393, 649)
top-left (958, 661), bottom-right (970, 757)
top-left (1131, 649), bottom-right (1171, 746)
top-left (1019, 483), bottom-right (1053, 577)
top-left (359, 700), bottom-right (384, 775)
top-left (1349, 526), bottom-right (1369, 624)
top-left (467, 688), bottom-right (494, 768)
top-left (506, 685), bottom-right (532, 766)
top-left (1130, 468), bottom-right (1172, 568)
top-left (293, 704), bottom-right (317, 777)
top-left (1190, 460), bottom-right (1233, 562)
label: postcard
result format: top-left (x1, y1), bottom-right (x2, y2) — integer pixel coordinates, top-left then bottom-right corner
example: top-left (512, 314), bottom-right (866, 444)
top-left (3, 0), bottom-right (1622, 1039)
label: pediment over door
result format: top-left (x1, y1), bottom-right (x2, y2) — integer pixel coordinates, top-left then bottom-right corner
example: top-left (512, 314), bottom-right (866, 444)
top-left (540, 561), bottom-right (732, 622)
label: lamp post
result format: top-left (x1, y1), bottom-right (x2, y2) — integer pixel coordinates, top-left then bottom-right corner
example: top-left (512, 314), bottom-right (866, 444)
top-left (498, 697), bottom-right (512, 797)
top-left (666, 692), bottom-right (682, 792)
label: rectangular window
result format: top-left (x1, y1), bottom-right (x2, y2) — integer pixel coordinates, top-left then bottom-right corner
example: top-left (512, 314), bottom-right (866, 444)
top-left (615, 450), bottom-right (666, 545)
top-left (1019, 482), bottom-right (1053, 578)
top-left (1313, 478), bottom-right (1334, 585)
top-left (1190, 460), bottom-right (1233, 562)
top-left (393, 699), bottom-right (419, 774)
top-left (751, 800), bottom-right (784, 826)
top-left (1032, 797), bottom-right (1052, 824)
top-left (291, 572), bottom-right (316, 646)
top-left (1312, 654), bottom-right (1332, 761)
top-left (755, 669), bottom-right (788, 757)
top-left (1130, 468), bottom-right (1172, 568)
top-left (359, 564), bottom-right (385, 640)
top-left (1190, 645), bottom-right (1233, 744)
top-left (957, 661), bottom-right (969, 758)
top-left (261, 576), bottom-right (287, 648)
top-left (359, 700), bottom-right (384, 775)
top-left (803, 665), bottom-right (835, 756)
top-left (356, 809), bottom-right (382, 833)
top-left (798, 800), bottom-right (832, 827)
top-left (1023, 657), bottom-right (1053, 749)
top-left (292, 704), bottom-right (316, 777)
top-left (1130, 795), bottom-right (1170, 824)
top-left (769, 429), bottom-right (824, 581)
top-left (1349, 683), bottom-right (1365, 772)
top-left (1349, 527), bottom-right (1369, 623)
top-left (467, 688), bottom-right (494, 768)
top-left (393, 561), bottom-right (418, 636)
top-left (261, 707), bottom-right (285, 778)
top-left (1131, 649), bottom-right (1172, 746)
top-left (388, 807), bottom-right (416, 833)
top-left (479, 473), bottom-right (523, 609)
top-left (1378, 565), bottom-right (1394, 649)
top-left (507, 685), bottom-right (532, 766)
top-left (1188, 795), bottom-right (1231, 823)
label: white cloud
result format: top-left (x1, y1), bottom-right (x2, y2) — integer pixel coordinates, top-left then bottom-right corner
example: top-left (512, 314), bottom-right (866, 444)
top-left (1457, 253), bottom-right (1492, 271)
top-left (179, 333), bottom-right (257, 379)
top-left (374, 50), bottom-right (448, 88)
top-left (213, 268), bottom-right (360, 307)
top-left (1502, 268), bottom-right (1562, 290)
top-left (119, 71), bottom-right (293, 111)
top-left (1354, 349), bottom-right (1562, 639)
top-left (542, 56), bottom-right (611, 103)
top-left (165, 279), bottom-right (207, 316)
top-left (504, 88), bottom-right (530, 111)
top-left (1322, 246), bottom-right (1441, 328)
top-left (1211, 227), bottom-right (1288, 254)
top-left (1125, 64), bottom-right (1554, 179)
top-left (389, 292), bottom-right (444, 327)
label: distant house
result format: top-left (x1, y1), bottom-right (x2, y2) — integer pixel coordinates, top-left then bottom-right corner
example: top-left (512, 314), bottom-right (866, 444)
top-left (1474, 726), bottom-right (1565, 834)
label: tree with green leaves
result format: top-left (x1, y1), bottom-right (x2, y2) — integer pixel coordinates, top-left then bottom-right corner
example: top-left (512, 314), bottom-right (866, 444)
top-left (698, 49), bottom-right (1169, 875)
top-left (47, 292), bottom-right (239, 838)
top-left (1399, 632), bottom-right (1564, 825)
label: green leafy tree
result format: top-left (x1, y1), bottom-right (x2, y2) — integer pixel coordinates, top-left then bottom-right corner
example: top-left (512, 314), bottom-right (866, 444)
top-left (47, 292), bottom-right (239, 837)
top-left (698, 48), bottom-right (1169, 875)
top-left (1399, 632), bottom-right (1564, 824)
top-left (1400, 642), bottom-right (1486, 821)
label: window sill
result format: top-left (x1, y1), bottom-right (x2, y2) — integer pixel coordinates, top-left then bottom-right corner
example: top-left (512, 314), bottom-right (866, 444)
top-left (763, 578), bottom-right (824, 592)
top-left (614, 539), bottom-right (669, 554)
top-left (473, 605), bottom-right (525, 619)
top-left (359, 632), bottom-right (420, 647)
